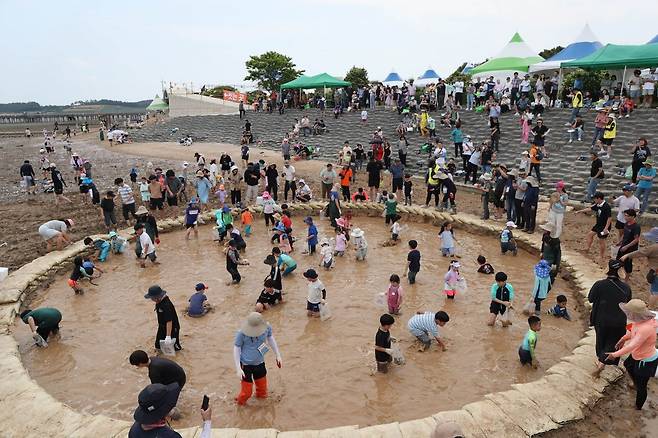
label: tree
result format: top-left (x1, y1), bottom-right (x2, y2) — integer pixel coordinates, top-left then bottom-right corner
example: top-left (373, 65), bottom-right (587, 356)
top-left (244, 51), bottom-right (304, 92)
top-left (446, 62), bottom-right (469, 83)
top-left (563, 69), bottom-right (605, 98)
top-left (538, 46), bottom-right (564, 60)
top-left (344, 66), bottom-right (369, 88)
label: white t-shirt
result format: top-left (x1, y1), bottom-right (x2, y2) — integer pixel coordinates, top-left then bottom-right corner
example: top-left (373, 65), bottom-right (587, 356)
top-left (307, 279), bottom-right (326, 304)
top-left (454, 81), bottom-right (464, 93)
top-left (282, 165), bottom-right (296, 181)
top-left (614, 195), bottom-right (640, 223)
top-left (139, 232), bottom-right (155, 255)
top-left (391, 222), bottom-right (401, 235)
top-left (629, 76), bottom-right (642, 91)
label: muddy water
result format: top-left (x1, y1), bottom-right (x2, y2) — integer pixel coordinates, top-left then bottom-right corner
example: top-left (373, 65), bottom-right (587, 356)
top-left (14, 216), bottom-right (584, 431)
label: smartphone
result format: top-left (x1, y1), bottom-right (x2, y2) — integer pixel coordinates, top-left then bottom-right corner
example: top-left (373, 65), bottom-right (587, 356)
top-left (201, 395), bottom-right (209, 410)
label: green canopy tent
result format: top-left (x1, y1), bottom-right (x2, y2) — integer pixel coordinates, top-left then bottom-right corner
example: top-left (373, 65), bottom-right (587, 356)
top-left (562, 43), bottom-right (658, 94)
top-left (280, 73), bottom-right (351, 90)
top-left (468, 32), bottom-right (544, 80)
top-left (146, 95), bottom-right (168, 111)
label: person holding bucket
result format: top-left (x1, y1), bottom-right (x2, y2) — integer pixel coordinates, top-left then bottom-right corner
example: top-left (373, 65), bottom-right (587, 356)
top-left (234, 312), bottom-right (282, 405)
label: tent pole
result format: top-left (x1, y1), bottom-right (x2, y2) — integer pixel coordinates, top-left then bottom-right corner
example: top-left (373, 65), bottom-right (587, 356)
top-left (558, 68), bottom-right (563, 104)
top-left (621, 66), bottom-right (627, 96)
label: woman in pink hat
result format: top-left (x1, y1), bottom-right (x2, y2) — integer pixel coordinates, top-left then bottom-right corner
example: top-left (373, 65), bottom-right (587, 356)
top-left (261, 191), bottom-right (277, 228)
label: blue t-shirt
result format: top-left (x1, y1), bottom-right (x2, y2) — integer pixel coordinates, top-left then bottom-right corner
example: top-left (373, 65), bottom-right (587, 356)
top-left (187, 292), bottom-right (207, 316)
top-left (308, 224), bottom-right (318, 246)
top-left (500, 229), bottom-right (512, 243)
top-left (638, 167), bottom-right (656, 189)
top-left (439, 230), bottom-right (454, 249)
top-left (451, 128), bottom-right (463, 143)
top-left (185, 207), bottom-right (200, 225)
top-left (235, 325), bottom-right (272, 365)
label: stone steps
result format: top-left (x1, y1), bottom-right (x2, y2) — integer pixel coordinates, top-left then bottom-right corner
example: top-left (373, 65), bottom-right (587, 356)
top-left (131, 108), bottom-right (658, 212)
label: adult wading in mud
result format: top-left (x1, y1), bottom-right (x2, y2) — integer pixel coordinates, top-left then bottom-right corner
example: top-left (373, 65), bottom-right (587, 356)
top-left (134, 206), bottom-right (159, 257)
top-left (589, 259), bottom-right (631, 378)
top-left (234, 312), bottom-right (282, 405)
top-left (144, 285), bottom-right (182, 352)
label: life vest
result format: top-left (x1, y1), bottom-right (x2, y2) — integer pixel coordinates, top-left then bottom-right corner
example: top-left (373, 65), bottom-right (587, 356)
top-left (603, 120), bottom-right (616, 139)
top-left (572, 90), bottom-right (583, 108)
top-left (427, 165), bottom-right (441, 186)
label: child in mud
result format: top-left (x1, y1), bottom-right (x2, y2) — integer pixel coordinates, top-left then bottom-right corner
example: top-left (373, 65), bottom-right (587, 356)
top-left (443, 260), bottom-right (463, 300)
top-left (304, 216), bottom-right (318, 254)
top-left (519, 316), bottom-right (541, 368)
top-left (255, 278), bottom-right (283, 313)
top-left (318, 238), bottom-right (334, 270)
top-left (186, 283), bottom-right (213, 317)
top-left (488, 272), bottom-right (514, 327)
top-left (405, 240), bottom-right (421, 284)
top-left (383, 215), bottom-right (403, 247)
top-left (500, 221), bottom-right (518, 255)
top-left (303, 269), bottom-right (327, 317)
top-left (135, 223), bottom-right (158, 268)
top-left (68, 256), bottom-right (91, 295)
top-left (386, 274), bottom-right (403, 314)
top-left (477, 255), bottom-right (495, 274)
top-left (240, 207), bottom-right (254, 237)
top-left (547, 294), bottom-right (571, 320)
top-left (184, 198), bottom-right (201, 240)
top-left (403, 174), bottom-right (413, 206)
top-left (351, 227), bottom-right (368, 261)
top-left (407, 310), bottom-right (450, 352)
top-left (439, 222), bottom-right (457, 257)
top-left (384, 192), bottom-right (398, 224)
top-left (375, 313), bottom-right (395, 373)
top-left (84, 236), bottom-right (111, 262)
top-left (334, 227), bottom-right (348, 256)
top-left (226, 239), bottom-right (249, 285)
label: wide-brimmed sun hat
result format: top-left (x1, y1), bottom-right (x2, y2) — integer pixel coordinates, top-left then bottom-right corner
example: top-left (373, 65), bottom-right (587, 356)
top-left (350, 228), bottom-right (364, 238)
top-left (133, 382), bottom-right (181, 424)
top-left (303, 268), bottom-right (319, 279)
top-left (241, 312), bottom-right (269, 337)
top-left (144, 285), bottom-right (166, 300)
top-left (136, 206), bottom-right (149, 215)
top-left (619, 299), bottom-right (655, 322)
top-left (505, 221), bottom-right (517, 228)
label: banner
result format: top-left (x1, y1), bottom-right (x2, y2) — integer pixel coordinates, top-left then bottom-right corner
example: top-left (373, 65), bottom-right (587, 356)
top-left (223, 90), bottom-right (247, 103)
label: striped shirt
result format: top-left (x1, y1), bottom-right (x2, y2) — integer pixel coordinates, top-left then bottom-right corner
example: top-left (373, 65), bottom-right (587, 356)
top-left (407, 312), bottom-right (438, 337)
top-left (117, 184), bottom-right (135, 205)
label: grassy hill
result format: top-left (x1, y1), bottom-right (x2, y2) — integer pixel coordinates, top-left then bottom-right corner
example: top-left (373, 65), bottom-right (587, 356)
top-left (0, 99), bottom-right (151, 114)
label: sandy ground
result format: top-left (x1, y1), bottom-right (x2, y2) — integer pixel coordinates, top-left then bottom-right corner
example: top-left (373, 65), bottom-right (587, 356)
top-left (0, 134), bottom-right (656, 435)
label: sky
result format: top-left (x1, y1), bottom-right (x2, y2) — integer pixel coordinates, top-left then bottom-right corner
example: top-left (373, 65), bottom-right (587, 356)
top-left (1, 0), bottom-right (656, 105)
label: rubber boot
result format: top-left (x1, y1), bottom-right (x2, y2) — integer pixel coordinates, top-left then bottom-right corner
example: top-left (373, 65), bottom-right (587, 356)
top-left (236, 380), bottom-right (253, 405)
top-left (254, 376), bottom-right (268, 399)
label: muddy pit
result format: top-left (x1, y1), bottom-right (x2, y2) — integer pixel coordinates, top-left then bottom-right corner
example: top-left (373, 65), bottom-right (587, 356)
top-left (14, 216), bottom-right (585, 431)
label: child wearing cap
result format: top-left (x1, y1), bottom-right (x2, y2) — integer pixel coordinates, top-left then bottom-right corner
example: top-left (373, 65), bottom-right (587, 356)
top-left (184, 199), bottom-right (201, 239)
top-left (351, 228), bottom-right (368, 261)
top-left (439, 222), bottom-right (457, 257)
top-left (303, 269), bottom-right (327, 317)
top-left (187, 283), bottom-right (212, 317)
top-left (375, 314), bottom-right (395, 373)
top-left (519, 316), bottom-right (541, 368)
top-left (443, 260), bottom-right (463, 300)
top-left (318, 238), bottom-right (334, 270)
top-left (386, 274), bottom-right (403, 314)
top-left (304, 217), bottom-right (318, 254)
top-left (547, 294), bottom-right (571, 320)
top-left (241, 208), bottom-right (254, 237)
top-left (255, 278), bottom-right (283, 313)
top-left (500, 221), bottom-right (518, 255)
top-left (488, 272), bottom-right (514, 326)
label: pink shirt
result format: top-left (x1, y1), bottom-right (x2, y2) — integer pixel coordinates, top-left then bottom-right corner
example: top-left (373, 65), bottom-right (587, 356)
top-left (612, 318), bottom-right (658, 360)
top-left (335, 233), bottom-right (347, 252)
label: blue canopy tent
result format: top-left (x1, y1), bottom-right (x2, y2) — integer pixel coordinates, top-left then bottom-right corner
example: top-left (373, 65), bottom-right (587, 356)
top-left (648, 35), bottom-right (658, 44)
top-left (415, 69), bottom-right (441, 87)
top-left (529, 24), bottom-right (602, 73)
top-left (382, 71), bottom-right (405, 87)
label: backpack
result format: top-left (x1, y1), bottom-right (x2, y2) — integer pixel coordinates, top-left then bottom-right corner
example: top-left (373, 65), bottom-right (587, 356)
top-left (535, 150), bottom-right (544, 161)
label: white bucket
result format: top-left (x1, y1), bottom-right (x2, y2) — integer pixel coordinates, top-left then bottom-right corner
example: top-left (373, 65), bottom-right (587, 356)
top-left (0, 267), bottom-right (8, 282)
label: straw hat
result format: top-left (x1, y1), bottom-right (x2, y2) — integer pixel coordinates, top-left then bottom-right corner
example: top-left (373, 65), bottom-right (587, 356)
top-left (240, 312), bottom-right (269, 337)
top-left (136, 206), bottom-right (149, 215)
top-left (619, 299), bottom-right (655, 322)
